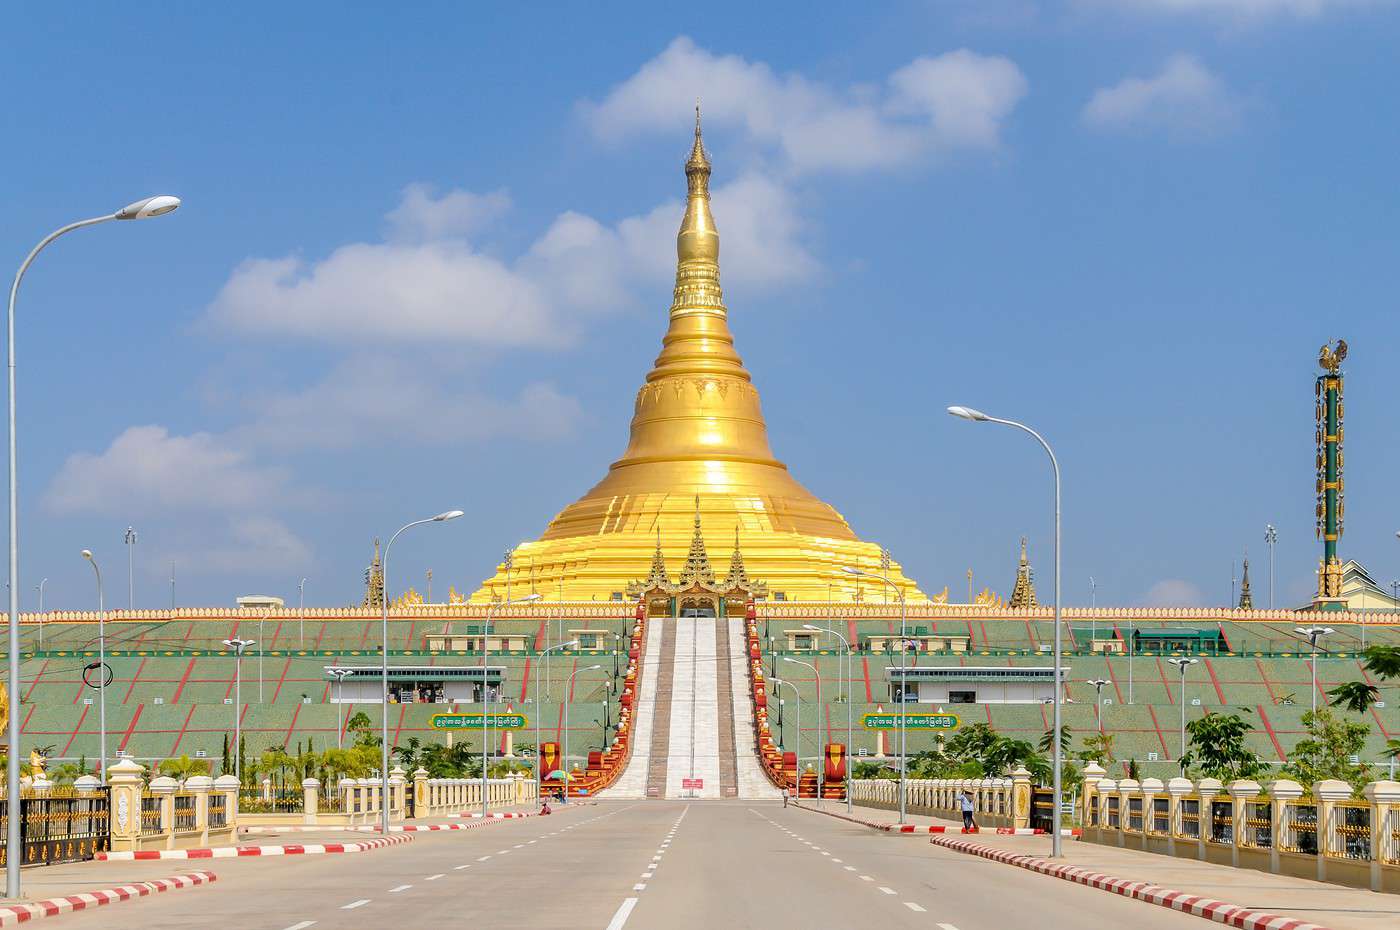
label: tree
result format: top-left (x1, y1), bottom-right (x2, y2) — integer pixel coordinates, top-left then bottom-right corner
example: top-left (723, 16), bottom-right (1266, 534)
top-left (220, 733), bottom-right (230, 778)
top-left (1039, 725), bottom-right (1072, 758)
top-left (1284, 708), bottom-right (1370, 793)
top-left (345, 711), bottom-right (377, 747)
top-left (392, 737), bottom-right (427, 770)
top-left (1328, 681), bottom-right (1380, 714)
top-left (159, 755), bottom-right (212, 780)
top-left (1180, 711), bottom-right (1263, 780)
top-left (1077, 732), bottom-right (1116, 765)
top-left (853, 760), bottom-right (897, 780)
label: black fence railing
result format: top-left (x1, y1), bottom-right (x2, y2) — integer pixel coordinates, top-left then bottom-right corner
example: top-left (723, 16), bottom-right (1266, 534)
top-left (238, 789), bottom-right (302, 814)
top-left (1030, 787), bottom-right (1054, 832)
top-left (0, 791), bottom-right (110, 867)
top-left (141, 793), bottom-right (163, 833)
top-left (173, 793), bottom-right (197, 831)
top-left (208, 793), bottom-right (227, 829)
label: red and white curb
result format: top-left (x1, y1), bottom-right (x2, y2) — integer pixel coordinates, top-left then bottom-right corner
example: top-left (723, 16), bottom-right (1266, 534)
top-left (0, 870), bottom-right (215, 926)
top-left (445, 811), bottom-right (534, 819)
top-left (793, 803), bottom-right (1078, 836)
top-left (928, 836), bottom-right (1337, 930)
top-left (97, 833), bottom-right (412, 860)
top-left (242, 821), bottom-right (505, 834)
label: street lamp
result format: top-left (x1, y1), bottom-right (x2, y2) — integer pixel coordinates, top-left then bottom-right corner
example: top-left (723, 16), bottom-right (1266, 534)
top-left (79, 551), bottom-right (108, 777)
top-left (562, 663), bottom-right (603, 799)
top-left (1295, 626), bottom-right (1333, 715)
top-left (1167, 658), bottom-right (1198, 761)
top-left (534, 640), bottom-right (578, 800)
top-left (948, 404), bottom-right (1065, 857)
top-left (769, 677), bottom-right (800, 776)
top-left (481, 591), bottom-right (541, 816)
top-left (35, 577), bottom-right (46, 649)
top-left (803, 624), bottom-right (854, 812)
top-left (1087, 678), bottom-right (1110, 733)
top-left (327, 666), bottom-right (354, 748)
top-left (783, 657), bottom-right (823, 800)
top-left (380, 509), bottom-right (464, 833)
top-left (1089, 576), bottom-right (1096, 648)
top-left (299, 578), bottom-right (307, 649)
top-left (1265, 525), bottom-right (1278, 610)
top-left (124, 526), bottom-right (137, 610)
top-left (7, 194), bottom-right (180, 900)
top-left (223, 637), bottom-right (255, 781)
top-left (843, 565), bottom-right (907, 822)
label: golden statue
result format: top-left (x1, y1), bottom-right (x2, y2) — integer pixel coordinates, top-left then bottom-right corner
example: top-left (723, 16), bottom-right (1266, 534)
top-left (1318, 339), bottom-right (1348, 373)
top-left (29, 749), bottom-right (45, 778)
top-left (472, 111), bottom-right (924, 605)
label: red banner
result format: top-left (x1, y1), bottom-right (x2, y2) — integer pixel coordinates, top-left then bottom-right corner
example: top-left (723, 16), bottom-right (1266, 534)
top-left (539, 741), bottom-right (561, 781)
top-left (824, 743), bottom-right (846, 782)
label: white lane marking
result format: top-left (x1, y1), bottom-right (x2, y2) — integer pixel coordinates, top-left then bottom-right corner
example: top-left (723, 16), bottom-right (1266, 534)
top-left (633, 883), bottom-right (647, 891)
top-left (642, 872), bottom-right (654, 879)
top-left (478, 855), bottom-right (492, 861)
top-left (831, 858), bottom-right (842, 863)
top-left (282, 923), bottom-right (316, 930)
top-left (514, 844), bottom-right (525, 848)
top-left (497, 849), bottom-right (511, 854)
top-left (606, 898), bottom-right (638, 930)
top-left (341, 900), bottom-right (370, 910)
top-left (843, 866), bottom-right (856, 871)
top-left (905, 903), bottom-right (927, 912)
top-left (937, 924), bottom-right (961, 930)
top-left (454, 865), bottom-right (471, 870)
top-left (820, 851), bottom-right (830, 857)
top-left (425, 874), bottom-right (444, 881)
top-left (528, 839), bottom-right (538, 844)
top-left (388, 885), bottom-right (412, 893)
top-left (859, 875), bottom-right (873, 882)
top-left (878, 887), bottom-right (897, 895)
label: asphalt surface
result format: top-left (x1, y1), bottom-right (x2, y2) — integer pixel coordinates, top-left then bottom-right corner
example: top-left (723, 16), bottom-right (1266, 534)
top-left (44, 801), bottom-right (1217, 930)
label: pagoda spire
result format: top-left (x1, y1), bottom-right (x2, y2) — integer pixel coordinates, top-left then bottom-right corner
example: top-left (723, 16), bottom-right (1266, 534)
top-left (723, 525), bottom-right (750, 590)
top-left (1008, 536), bottom-right (1038, 609)
top-left (1238, 553), bottom-right (1253, 609)
top-left (363, 538), bottom-right (384, 609)
top-left (678, 496), bottom-right (717, 587)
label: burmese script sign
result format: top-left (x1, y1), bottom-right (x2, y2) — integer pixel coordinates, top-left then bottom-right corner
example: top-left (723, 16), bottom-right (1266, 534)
top-left (430, 713), bottom-right (528, 730)
top-left (861, 713), bottom-right (960, 731)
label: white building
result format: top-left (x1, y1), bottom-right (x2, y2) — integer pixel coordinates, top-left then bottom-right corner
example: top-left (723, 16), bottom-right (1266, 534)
top-left (886, 666), bottom-right (1065, 705)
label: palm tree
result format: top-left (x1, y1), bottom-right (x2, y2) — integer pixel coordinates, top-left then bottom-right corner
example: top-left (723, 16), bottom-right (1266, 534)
top-left (1039, 724), bottom-right (1072, 757)
top-left (1328, 680), bottom-right (1380, 714)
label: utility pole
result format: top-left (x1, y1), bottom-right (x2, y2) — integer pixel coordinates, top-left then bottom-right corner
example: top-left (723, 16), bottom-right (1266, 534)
top-left (169, 561), bottom-right (175, 610)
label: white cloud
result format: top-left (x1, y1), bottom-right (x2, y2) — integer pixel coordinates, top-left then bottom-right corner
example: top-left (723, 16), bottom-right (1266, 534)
top-left (235, 356), bottom-right (584, 451)
top-left (43, 425), bottom-right (296, 516)
top-left (208, 169), bottom-right (817, 349)
top-left (582, 37), bottom-right (1027, 174)
top-left (386, 185), bottom-right (511, 242)
top-left (1142, 579), bottom-right (1207, 606)
top-left (182, 515), bottom-right (314, 576)
top-left (1094, 0), bottom-right (1386, 18)
top-left (1083, 55), bottom-right (1239, 136)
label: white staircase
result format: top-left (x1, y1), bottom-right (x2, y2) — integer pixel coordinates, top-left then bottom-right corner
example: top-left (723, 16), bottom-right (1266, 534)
top-left (664, 618), bottom-right (721, 799)
top-left (606, 620), bottom-right (663, 797)
top-left (728, 618), bottom-right (783, 799)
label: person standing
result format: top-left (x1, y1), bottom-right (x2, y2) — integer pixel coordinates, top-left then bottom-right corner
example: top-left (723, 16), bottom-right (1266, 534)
top-left (957, 789), bottom-right (976, 832)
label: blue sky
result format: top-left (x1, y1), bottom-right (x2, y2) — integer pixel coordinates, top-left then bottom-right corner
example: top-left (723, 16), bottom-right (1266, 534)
top-left (5, 0), bottom-right (1398, 610)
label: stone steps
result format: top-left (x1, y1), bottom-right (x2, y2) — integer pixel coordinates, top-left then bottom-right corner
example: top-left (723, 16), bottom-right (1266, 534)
top-left (644, 622), bottom-right (678, 798)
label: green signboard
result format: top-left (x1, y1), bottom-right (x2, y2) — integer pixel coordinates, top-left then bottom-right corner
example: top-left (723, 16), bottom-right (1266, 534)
top-left (861, 713), bottom-right (959, 731)
top-left (430, 713), bottom-right (528, 730)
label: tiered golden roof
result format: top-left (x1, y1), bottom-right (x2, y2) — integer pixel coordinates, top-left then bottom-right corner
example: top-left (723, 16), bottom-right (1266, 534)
top-left (473, 111), bottom-right (925, 605)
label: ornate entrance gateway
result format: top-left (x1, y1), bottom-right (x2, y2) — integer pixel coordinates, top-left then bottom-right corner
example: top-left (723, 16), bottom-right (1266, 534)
top-left (627, 501), bottom-right (767, 618)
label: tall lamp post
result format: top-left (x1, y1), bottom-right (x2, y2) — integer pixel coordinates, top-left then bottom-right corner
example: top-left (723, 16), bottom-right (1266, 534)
top-left (328, 666), bottom-right (353, 748)
top-left (844, 566), bottom-right (907, 823)
top-left (1265, 525), bottom-right (1278, 609)
top-left (782, 657), bottom-right (823, 799)
top-left (534, 640), bottom-right (578, 799)
top-left (948, 404), bottom-right (1065, 857)
top-left (1088, 678), bottom-right (1109, 733)
top-left (1295, 626), bottom-right (1333, 715)
top-left (298, 578), bottom-right (307, 649)
top-left (1167, 658), bottom-right (1198, 761)
top-left (561, 663), bottom-right (603, 799)
top-left (481, 591), bottom-right (541, 815)
top-left (79, 551), bottom-right (108, 777)
top-left (35, 577), bottom-right (46, 649)
top-left (379, 510), bottom-right (464, 833)
top-left (769, 677), bottom-right (800, 766)
top-left (803, 623), bottom-right (853, 812)
top-left (223, 637), bottom-right (255, 781)
top-left (123, 526), bottom-right (137, 609)
top-left (6, 195), bottom-right (180, 899)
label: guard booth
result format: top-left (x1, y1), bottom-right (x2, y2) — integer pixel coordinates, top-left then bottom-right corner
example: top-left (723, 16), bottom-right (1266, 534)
top-left (1131, 628), bottom-right (1227, 655)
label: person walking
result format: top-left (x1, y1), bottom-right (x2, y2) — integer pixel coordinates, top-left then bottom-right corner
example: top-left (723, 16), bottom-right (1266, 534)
top-left (957, 789), bottom-right (976, 832)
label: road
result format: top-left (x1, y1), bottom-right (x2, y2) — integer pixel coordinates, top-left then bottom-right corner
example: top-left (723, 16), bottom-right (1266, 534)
top-left (49, 801), bottom-right (1213, 930)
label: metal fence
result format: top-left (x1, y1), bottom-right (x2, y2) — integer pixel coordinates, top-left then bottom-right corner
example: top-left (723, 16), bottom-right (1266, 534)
top-left (173, 793), bottom-right (197, 831)
top-left (0, 791), bottom-right (111, 867)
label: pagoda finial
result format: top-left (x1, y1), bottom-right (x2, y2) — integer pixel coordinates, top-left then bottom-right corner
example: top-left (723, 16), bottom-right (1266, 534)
top-left (1008, 535), bottom-right (1038, 609)
top-left (1238, 552), bottom-right (1253, 609)
top-left (677, 107), bottom-right (718, 267)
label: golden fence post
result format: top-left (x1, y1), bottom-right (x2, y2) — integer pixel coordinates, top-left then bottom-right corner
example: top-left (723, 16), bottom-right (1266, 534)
top-left (148, 774), bottom-right (178, 850)
top-left (1362, 780), bottom-right (1399, 892)
top-left (1227, 778), bottom-right (1261, 868)
top-left (106, 758), bottom-right (146, 852)
top-left (1165, 776), bottom-right (1192, 857)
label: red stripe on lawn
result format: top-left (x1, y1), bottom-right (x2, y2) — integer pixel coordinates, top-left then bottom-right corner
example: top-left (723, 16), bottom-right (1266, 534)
top-left (390, 704), bottom-right (407, 747)
top-left (117, 704), bottom-right (145, 753)
top-left (1254, 658), bottom-right (1279, 705)
top-left (1102, 653), bottom-right (1126, 704)
top-left (1203, 658), bottom-right (1227, 704)
top-left (121, 658), bottom-right (149, 704)
top-left (1145, 704), bottom-right (1173, 760)
top-left (532, 617), bottom-right (548, 651)
top-left (21, 704), bottom-right (36, 737)
top-left (23, 658), bottom-right (50, 702)
top-left (170, 659), bottom-right (197, 704)
top-left (268, 658), bottom-right (293, 704)
top-left (1154, 657), bottom-right (1174, 705)
top-left (283, 702), bottom-right (302, 746)
top-left (860, 657), bottom-right (873, 703)
top-left (59, 704), bottom-right (89, 756)
top-left (1255, 704), bottom-right (1286, 761)
top-left (519, 657), bottom-right (532, 703)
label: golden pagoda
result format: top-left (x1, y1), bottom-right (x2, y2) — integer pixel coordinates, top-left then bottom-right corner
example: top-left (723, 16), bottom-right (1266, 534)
top-left (473, 111), bottom-right (925, 610)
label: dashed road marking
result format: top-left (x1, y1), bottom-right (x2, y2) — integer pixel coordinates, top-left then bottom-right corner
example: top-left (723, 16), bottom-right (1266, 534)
top-left (905, 903), bottom-right (927, 912)
top-left (937, 924), bottom-right (961, 930)
top-left (878, 887), bottom-right (897, 895)
top-left (283, 923), bottom-right (315, 930)
top-left (633, 883), bottom-right (647, 891)
top-left (478, 855), bottom-right (492, 861)
top-left (843, 866), bottom-right (856, 871)
top-left (605, 898), bottom-right (638, 930)
top-left (341, 899), bottom-right (370, 910)
top-left (859, 875), bottom-right (873, 882)
top-left (454, 865), bottom-right (471, 870)
top-left (425, 873), bottom-right (443, 881)
top-left (388, 885), bottom-right (412, 893)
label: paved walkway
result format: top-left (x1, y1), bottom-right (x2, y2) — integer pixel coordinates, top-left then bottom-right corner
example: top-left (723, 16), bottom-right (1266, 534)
top-left (831, 802), bottom-right (1399, 930)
